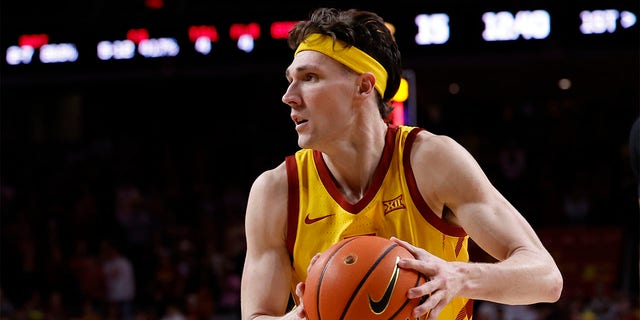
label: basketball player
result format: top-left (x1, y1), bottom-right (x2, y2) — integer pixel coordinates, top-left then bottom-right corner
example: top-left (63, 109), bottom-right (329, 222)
top-left (241, 7), bottom-right (563, 320)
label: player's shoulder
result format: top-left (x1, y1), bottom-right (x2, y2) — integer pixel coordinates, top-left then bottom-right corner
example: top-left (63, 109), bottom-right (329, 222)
top-left (252, 160), bottom-right (289, 192)
top-left (246, 160), bottom-right (290, 225)
top-left (412, 129), bottom-right (463, 154)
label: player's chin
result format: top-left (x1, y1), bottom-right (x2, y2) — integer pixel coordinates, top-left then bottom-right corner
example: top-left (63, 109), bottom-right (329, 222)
top-left (295, 121), bottom-right (310, 133)
top-left (297, 136), bottom-right (312, 149)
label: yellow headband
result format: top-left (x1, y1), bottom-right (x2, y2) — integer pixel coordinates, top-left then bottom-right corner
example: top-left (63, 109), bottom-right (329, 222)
top-left (294, 33), bottom-right (387, 97)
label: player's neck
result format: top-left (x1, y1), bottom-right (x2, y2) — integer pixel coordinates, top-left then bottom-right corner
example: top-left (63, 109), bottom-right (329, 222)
top-left (321, 122), bottom-right (388, 204)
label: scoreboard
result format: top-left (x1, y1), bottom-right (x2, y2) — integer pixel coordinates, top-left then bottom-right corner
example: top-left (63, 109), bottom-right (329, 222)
top-left (1, 0), bottom-right (637, 82)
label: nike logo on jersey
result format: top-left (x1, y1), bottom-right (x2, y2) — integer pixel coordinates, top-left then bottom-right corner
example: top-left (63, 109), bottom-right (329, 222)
top-left (304, 213), bottom-right (335, 224)
top-left (368, 256), bottom-right (401, 314)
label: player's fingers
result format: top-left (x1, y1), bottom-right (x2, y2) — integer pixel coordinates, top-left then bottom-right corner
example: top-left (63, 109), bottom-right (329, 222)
top-left (391, 237), bottom-right (434, 261)
top-left (390, 236), bottom-right (417, 254)
top-left (412, 296), bottom-right (433, 320)
top-left (425, 294), bottom-right (448, 320)
top-left (295, 283), bottom-right (307, 319)
top-left (307, 253), bottom-right (321, 273)
top-left (397, 255), bottom-right (437, 275)
top-left (416, 289), bottom-right (446, 320)
top-left (407, 277), bottom-right (437, 299)
top-left (295, 303), bottom-right (306, 319)
top-left (296, 281), bottom-right (305, 298)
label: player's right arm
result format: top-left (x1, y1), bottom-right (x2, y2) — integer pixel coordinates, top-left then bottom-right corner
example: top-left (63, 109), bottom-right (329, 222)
top-left (241, 162), bottom-right (305, 320)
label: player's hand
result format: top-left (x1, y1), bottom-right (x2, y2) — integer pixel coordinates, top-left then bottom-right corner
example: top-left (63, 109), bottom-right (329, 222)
top-left (289, 253), bottom-right (321, 319)
top-left (307, 253), bottom-right (321, 272)
top-left (293, 281), bottom-right (307, 319)
top-left (391, 237), bottom-right (463, 320)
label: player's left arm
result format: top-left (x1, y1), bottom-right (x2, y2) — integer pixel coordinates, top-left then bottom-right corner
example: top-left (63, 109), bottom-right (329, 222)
top-left (402, 132), bottom-right (563, 306)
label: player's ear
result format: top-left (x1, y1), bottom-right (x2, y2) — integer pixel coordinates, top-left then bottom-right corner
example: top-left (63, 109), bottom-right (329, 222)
top-left (357, 72), bottom-right (376, 96)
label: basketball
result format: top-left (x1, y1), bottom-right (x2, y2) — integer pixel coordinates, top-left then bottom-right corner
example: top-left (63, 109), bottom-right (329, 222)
top-left (303, 235), bottom-right (426, 320)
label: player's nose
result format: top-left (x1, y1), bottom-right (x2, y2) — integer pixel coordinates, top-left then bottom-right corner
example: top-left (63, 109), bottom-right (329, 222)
top-left (282, 83), bottom-right (301, 107)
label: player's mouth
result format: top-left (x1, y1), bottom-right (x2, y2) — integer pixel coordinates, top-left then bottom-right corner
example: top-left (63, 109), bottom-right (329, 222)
top-left (292, 115), bottom-right (308, 126)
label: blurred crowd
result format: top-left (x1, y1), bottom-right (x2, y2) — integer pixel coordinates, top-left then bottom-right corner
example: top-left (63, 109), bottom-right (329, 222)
top-left (1, 89), bottom-right (638, 319)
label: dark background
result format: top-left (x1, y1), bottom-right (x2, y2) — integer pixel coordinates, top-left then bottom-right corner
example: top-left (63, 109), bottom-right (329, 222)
top-left (1, 0), bottom-right (639, 319)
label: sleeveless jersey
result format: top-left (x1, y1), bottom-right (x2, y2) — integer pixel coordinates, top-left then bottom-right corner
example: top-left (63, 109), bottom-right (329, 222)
top-left (285, 125), bottom-right (473, 319)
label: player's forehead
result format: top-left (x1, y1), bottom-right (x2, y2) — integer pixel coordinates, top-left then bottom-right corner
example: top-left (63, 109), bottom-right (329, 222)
top-left (285, 50), bottom-right (344, 77)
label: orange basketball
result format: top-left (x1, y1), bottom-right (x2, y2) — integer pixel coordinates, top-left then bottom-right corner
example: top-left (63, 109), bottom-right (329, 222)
top-left (303, 235), bottom-right (426, 320)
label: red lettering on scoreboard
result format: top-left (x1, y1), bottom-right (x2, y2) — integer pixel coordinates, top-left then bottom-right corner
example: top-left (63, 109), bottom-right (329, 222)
top-left (229, 23), bottom-right (260, 40)
top-left (270, 21), bottom-right (298, 39)
top-left (18, 34), bottom-right (49, 48)
top-left (126, 29), bottom-right (150, 44)
top-left (188, 25), bottom-right (219, 42)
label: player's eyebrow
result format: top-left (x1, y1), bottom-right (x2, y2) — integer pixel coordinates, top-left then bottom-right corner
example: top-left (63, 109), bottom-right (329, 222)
top-left (285, 64), bottom-right (313, 79)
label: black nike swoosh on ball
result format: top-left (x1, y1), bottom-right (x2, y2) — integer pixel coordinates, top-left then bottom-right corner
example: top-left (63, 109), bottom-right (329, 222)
top-left (368, 256), bottom-right (401, 314)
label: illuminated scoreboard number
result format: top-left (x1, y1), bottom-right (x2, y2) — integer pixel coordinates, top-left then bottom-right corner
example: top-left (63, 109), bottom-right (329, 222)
top-left (579, 9), bottom-right (637, 34)
top-left (98, 28), bottom-right (179, 61)
top-left (412, 7), bottom-right (636, 47)
top-left (414, 13), bottom-right (451, 45)
top-left (3, 5), bottom-right (637, 68)
top-left (5, 33), bottom-right (79, 65)
top-left (189, 25), bottom-right (220, 55)
top-left (482, 10), bottom-right (551, 41)
top-left (97, 40), bottom-right (136, 60)
top-left (412, 10), bottom-right (552, 46)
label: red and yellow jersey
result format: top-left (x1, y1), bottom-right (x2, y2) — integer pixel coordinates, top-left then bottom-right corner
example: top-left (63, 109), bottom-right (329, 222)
top-left (285, 124), bottom-right (473, 319)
